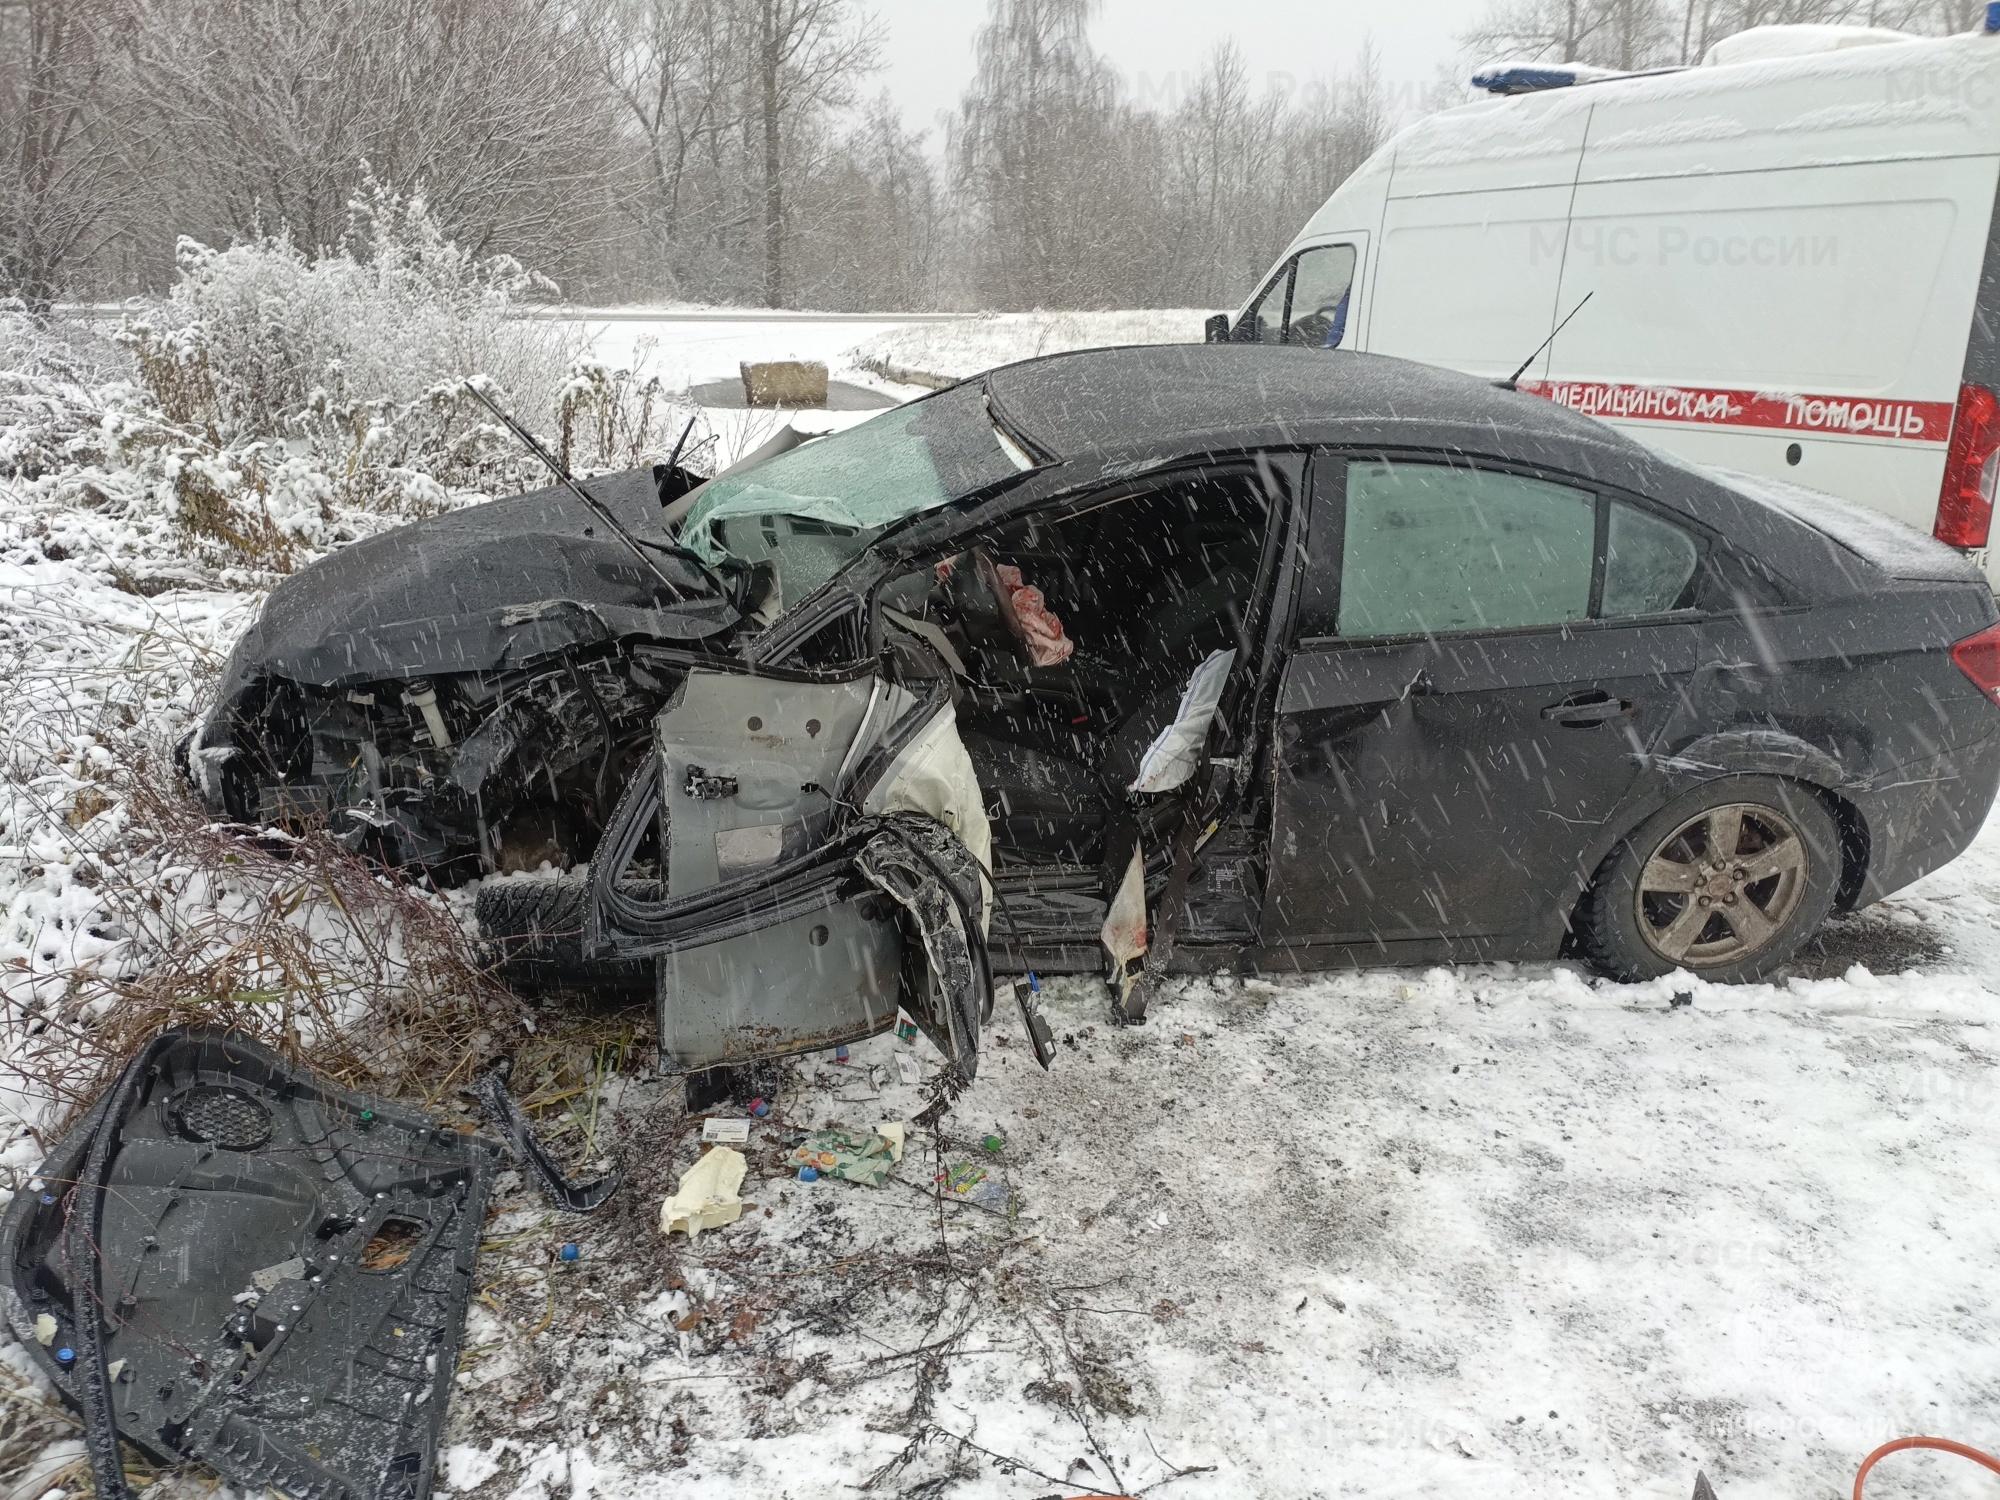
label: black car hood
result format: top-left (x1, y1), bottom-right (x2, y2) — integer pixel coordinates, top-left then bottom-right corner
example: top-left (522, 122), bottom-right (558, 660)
top-left (216, 467), bottom-right (739, 692)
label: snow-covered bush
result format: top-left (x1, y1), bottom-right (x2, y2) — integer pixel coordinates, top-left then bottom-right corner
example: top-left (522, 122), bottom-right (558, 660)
top-left (0, 305), bottom-right (133, 482)
top-left (121, 179), bottom-right (584, 541)
top-left (1, 183), bottom-right (695, 583)
top-left (135, 180), bottom-right (568, 429)
top-left (557, 351), bottom-right (688, 473)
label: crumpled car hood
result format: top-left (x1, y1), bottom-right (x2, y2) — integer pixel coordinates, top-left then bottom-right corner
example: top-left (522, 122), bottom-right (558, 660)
top-left (218, 467), bottom-right (738, 692)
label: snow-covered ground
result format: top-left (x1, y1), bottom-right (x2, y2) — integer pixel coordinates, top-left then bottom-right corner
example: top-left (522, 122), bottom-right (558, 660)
top-left (550, 307), bottom-right (1206, 395)
top-left (566, 311), bottom-right (944, 391)
top-left (6, 306), bottom-right (2000, 1500)
top-left (846, 308), bottom-right (1209, 385)
top-left (440, 826), bottom-right (2000, 1500)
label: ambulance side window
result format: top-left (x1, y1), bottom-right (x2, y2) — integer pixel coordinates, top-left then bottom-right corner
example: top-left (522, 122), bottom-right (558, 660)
top-left (1287, 245), bottom-right (1357, 349)
top-left (1240, 266), bottom-right (1293, 345)
top-left (1237, 245), bottom-right (1358, 348)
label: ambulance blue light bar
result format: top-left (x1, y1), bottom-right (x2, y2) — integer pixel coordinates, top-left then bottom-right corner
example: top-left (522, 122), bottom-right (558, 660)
top-left (1472, 65), bottom-right (1584, 94)
top-left (1472, 61), bottom-right (1687, 94)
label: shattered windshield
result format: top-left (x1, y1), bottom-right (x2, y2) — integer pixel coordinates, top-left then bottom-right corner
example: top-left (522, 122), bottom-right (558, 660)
top-left (675, 382), bottom-right (1026, 604)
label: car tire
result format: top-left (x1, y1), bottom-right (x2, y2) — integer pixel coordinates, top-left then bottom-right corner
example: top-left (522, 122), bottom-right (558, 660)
top-left (1580, 776), bottom-right (1842, 984)
top-left (475, 875), bottom-right (654, 997)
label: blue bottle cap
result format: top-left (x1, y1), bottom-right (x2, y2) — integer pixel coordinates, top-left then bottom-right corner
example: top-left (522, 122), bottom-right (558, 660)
top-left (558, 1242), bottom-right (580, 1262)
top-left (55, 1346), bottom-right (75, 1366)
top-left (798, 1166), bottom-right (819, 1183)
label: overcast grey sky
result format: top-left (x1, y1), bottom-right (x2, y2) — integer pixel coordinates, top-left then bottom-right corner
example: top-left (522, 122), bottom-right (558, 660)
top-left (865, 0), bottom-right (1494, 136)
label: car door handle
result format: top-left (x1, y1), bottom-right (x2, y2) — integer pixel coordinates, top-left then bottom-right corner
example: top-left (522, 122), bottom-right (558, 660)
top-left (1541, 692), bottom-right (1633, 727)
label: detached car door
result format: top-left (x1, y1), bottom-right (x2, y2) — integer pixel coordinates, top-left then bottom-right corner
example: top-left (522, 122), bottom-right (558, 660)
top-left (1264, 453), bottom-right (1708, 951)
top-left (587, 662), bottom-right (999, 1078)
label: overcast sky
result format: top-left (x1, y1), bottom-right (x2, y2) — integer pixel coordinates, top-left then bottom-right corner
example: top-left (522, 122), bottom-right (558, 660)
top-left (864, 0), bottom-right (1495, 136)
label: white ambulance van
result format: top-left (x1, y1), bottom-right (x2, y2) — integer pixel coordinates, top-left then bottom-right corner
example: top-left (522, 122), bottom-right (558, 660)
top-left (1213, 21), bottom-right (2000, 581)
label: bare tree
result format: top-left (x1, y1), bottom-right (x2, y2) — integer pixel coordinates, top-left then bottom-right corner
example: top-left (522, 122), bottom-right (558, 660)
top-left (0, 0), bottom-right (143, 307)
top-left (129, 0), bottom-right (618, 287)
top-left (790, 92), bottom-right (942, 309)
top-left (952, 0), bottom-right (1146, 307)
top-left (1463, 0), bottom-right (1681, 69)
top-left (592, 0), bottom-right (753, 298)
top-left (4, 0), bottom-right (1406, 315)
top-left (587, 0), bottom-right (876, 306)
top-left (750, 0), bottom-right (879, 306)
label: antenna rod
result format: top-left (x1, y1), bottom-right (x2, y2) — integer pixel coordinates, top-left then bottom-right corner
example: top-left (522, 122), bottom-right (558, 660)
top-left (462, 380), bottom-right (688, 598)
top-left (1501, 291), bottom-right (1595, 391)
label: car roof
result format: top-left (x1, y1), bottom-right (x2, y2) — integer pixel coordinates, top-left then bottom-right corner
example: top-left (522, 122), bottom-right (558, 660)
top-left (982, 344), bottom-right (1645, 467)
top-left (968, 343), bottom-right (1938, 601)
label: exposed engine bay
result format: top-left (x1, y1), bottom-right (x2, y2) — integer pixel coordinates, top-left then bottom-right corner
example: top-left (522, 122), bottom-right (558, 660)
top-left (184, 453), bottom-right (1271, 888)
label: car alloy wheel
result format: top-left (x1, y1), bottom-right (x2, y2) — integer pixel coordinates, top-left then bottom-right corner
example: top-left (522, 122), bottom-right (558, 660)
top-left (1633, 801), bottom-right (1810, 967)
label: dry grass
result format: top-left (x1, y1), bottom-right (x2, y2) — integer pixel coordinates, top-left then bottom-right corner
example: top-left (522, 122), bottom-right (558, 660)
top-left (0, 744), bottom-right (531, 1140)
top-left (560, 357), bottom-right (672, 474)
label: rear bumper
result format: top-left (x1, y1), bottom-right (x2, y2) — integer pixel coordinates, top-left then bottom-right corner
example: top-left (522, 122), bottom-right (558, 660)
top-left (1849, 729), bottom-right (2000, 907)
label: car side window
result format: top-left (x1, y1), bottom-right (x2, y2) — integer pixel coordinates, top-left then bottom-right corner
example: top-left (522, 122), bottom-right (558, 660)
top-left (1238, 244), bottom-right (1358, 347)
top-left (1603, 500), bottom-right (1700, 617)
top-left (1335, 460), bottom-right (1596, 638)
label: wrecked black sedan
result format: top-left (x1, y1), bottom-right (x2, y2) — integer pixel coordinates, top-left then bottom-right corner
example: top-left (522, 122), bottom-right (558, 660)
top-left (186, 346), bottom-right (2000, 1074)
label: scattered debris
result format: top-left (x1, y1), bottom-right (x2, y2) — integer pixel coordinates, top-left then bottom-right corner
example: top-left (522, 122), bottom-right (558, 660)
top-left (474, 1055), bottom-right (623, 1212)
top-left (939, 1159), bottom-right (1011, 1214)
top-left (701, 1116), bottom-right (753, 1146)
top-left (661, 1146), bottom-right (749, 1237)
top-left (789, 1123), bottom-right (907, 1186)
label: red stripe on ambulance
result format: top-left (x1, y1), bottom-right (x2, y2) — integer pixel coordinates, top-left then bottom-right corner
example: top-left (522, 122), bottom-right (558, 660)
top-left (1518, 379), bottom-right (1957, 444)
